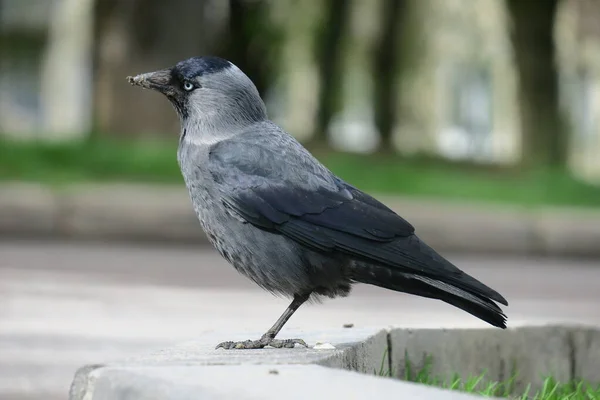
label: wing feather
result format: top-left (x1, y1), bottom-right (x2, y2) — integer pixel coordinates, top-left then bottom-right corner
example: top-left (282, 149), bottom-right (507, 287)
top-left (208, 132), bottom-right (507, 306)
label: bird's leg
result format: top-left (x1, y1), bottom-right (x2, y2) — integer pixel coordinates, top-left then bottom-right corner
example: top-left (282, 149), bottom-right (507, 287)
top-left (215, 293), bottom-right (310, 350)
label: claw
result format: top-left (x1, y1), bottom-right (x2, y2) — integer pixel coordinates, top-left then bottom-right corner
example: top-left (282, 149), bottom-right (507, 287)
top-left (214, 338), bottom-right (308, 350)
top-left (215, 341), bottom-right (235, 350)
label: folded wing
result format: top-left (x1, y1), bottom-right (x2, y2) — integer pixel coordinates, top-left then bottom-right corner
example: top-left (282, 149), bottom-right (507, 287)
top-left (208, 133), bottom-right (508, 309)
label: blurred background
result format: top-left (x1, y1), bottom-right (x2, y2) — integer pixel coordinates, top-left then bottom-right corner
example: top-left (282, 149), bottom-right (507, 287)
top-left (1, 0), bottom-right (600, 198)
top-left (1, 0), bottom-right (600, 399)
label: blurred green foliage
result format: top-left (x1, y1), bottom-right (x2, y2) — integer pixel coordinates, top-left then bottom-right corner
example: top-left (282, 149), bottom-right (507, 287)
top-left (1, 137), bottom-right (599, 208)
top-left (0, 137), bottom-right (181, 184)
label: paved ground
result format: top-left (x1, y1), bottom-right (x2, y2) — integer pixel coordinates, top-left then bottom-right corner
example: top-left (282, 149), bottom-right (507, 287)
top-left (1, 239), bottom-right (599, 399)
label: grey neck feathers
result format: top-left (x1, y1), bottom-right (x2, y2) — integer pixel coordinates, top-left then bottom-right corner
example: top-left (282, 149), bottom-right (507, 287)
top-left (181, 86), bottom-right (267, 146)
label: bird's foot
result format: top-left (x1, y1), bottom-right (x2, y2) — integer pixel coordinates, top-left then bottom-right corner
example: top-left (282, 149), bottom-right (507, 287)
top-left (215, 337), bottom-right (307, 350)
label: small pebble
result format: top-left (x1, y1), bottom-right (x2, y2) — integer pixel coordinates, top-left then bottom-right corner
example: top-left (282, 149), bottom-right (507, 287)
top-left (269, 369), bottom-right (279, 375)
top-left (343, 323), bottom-right (354, 328)
top-left (313, 342), bottom-right (336, 350)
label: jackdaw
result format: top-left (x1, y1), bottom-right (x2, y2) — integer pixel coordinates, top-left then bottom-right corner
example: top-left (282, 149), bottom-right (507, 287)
top-left (127, 56), bottom-right (508, 350)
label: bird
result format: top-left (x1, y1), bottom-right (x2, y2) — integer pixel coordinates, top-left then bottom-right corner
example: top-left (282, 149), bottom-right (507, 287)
top-left (127, 56), bottom-right (508, 350)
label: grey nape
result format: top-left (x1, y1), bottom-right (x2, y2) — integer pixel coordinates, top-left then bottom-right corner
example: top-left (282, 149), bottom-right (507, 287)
top-left (127, 56), bottom-right (508, 349)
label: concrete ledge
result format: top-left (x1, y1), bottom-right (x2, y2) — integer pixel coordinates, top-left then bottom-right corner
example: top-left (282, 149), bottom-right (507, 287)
top-left (75, 365), bottom-right (490, 400)
top-left (0, 183), bottom-right (59, 236)
top-left (390, 326), bottom-right (600, 392)
top-left (69, 326), bottom-right (600, 400)
top-left (3, 182), bottom-right (600, 256)
top-left (58, 184), bottom-right (203, 242)
top-left (69, 328), bottom-right (483, 400)
top-left (83, 328), bottom-right (389, 374)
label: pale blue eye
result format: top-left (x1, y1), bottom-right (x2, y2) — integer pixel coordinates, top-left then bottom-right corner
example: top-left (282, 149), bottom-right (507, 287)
top-left (183, 82), bottom-right (194, 91)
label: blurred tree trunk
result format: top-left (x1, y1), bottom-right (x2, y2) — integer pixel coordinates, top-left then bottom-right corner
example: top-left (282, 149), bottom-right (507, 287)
top-left (226, 0), bottom-right (275, 96)
top-left (374, 0), bottom-right (407, 152)
top-left (506, 0), bottom-right (567, 168)
top-left (92, 0), bottom-right (229, 136)
top-left (312, 0), bottom-right (350, 146)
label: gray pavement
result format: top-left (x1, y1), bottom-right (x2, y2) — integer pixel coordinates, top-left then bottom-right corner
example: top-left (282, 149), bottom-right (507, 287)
top-left (1, 239), bottom-right (600, 399)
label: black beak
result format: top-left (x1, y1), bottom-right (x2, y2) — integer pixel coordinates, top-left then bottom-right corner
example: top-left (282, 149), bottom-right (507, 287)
top-left (127, 68), bottom-right (173, 94)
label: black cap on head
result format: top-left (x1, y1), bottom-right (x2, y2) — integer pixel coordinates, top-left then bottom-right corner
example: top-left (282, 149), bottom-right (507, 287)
top-left (174, 56), bottom-right (232, 81)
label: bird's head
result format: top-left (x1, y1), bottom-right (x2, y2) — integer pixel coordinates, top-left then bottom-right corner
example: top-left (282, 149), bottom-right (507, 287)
top-left (127, 56), bottom-right (267, 137)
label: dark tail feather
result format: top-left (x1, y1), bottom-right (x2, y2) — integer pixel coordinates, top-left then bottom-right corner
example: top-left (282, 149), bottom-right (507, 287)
top-left (413, 274), bottom-right (507, 328)
top-left (415, 238), bottom-right (509, 307)
top-left (352, 265), bottom-right (507, 329)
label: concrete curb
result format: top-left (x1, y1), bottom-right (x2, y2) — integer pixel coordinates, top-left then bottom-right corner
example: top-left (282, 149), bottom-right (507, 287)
top-left (68, 328), bottom-right (483, 400)
top-left (69, 325), bottom-right (600, 400)
top-left (2, 182), bottom-right (600, 256)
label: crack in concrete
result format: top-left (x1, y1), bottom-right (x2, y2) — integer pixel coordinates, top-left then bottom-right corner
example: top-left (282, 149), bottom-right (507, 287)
top-left (567, 330), bottom-right (576, 382)
top-left (386, 330), bottom-right (393, 377)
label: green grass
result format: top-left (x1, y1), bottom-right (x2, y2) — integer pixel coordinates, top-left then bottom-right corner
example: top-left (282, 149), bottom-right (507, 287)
top-left (377, 352), bottom-right (600, 399)
top-left (1, 137), bottom-right (600, 208)
top-left (0, 137), bottom-right (182, 184)
top-left (315, 151), bottom-right (600, 208)
top-left (411, 373), bottom-right (600, 400)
